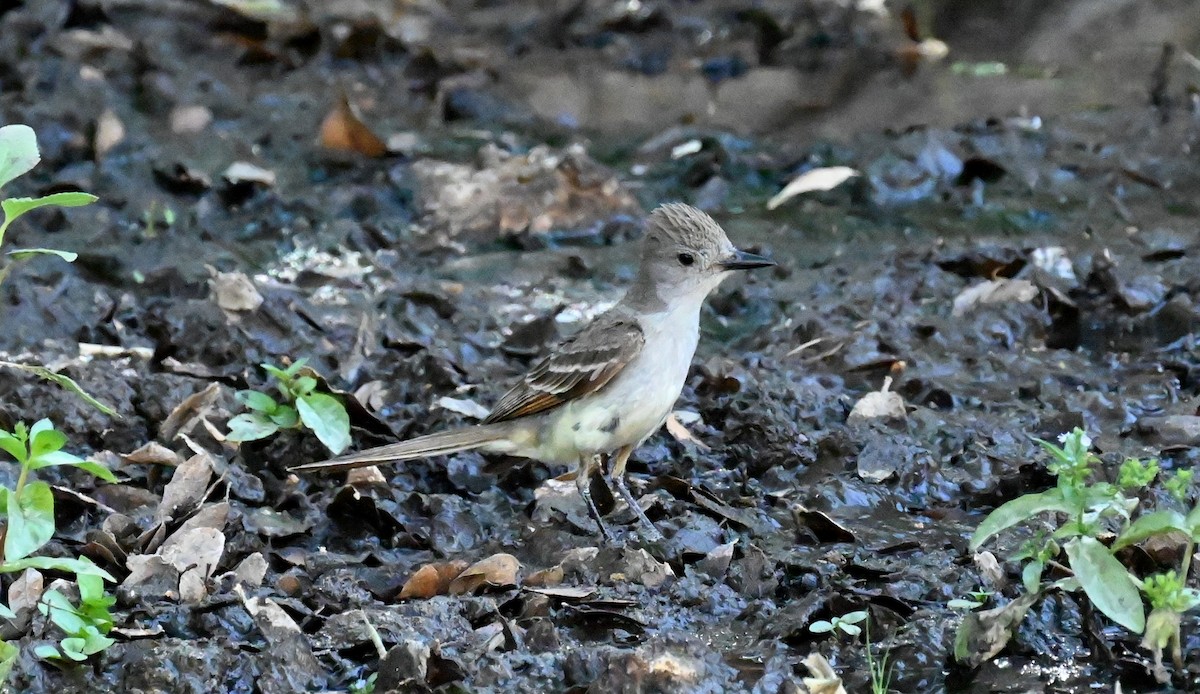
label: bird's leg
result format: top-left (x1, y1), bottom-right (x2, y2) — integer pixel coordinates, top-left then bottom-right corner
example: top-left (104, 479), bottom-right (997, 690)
top-left (608, 444), bottom-right (662, 541)
top-left (576, 454), bottom-right (613, 543)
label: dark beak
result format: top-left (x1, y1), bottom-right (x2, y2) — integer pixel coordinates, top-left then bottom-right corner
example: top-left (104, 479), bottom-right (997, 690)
top-left (719, 249), bottom-right (775, 271)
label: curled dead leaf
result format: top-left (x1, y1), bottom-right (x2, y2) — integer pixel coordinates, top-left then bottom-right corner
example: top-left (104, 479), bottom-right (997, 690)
top-left (398, 560), bottom-right (469, 600)
top-left (448, 554), bottom-right (520, 595)
top-left (319, 91), bottom-right (386, 157)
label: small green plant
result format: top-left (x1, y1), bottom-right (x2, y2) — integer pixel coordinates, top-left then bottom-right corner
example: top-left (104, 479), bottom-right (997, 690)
top-left (865, 618), bottom-right (892, 694)
top-left (961, 428), bottom-right (1200, 677)
top-left (0, 124), bottom-right (116, 416)
top-left (0, 420), bottom-right (119, 669)
top-left (810, 610), bottom-right (868, 637)
top-left (0, 124), bottom-right (97, 286)
top-left (227, 359), bottom-right (351, 455)
top-left (33, 572), bottom-right (116, 661)
top-left (947, 588), bottom-right (995, 611)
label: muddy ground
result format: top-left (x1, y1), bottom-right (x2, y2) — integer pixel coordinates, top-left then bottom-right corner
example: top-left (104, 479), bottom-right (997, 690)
top-left (1, 1), bottom-right (1199, 692)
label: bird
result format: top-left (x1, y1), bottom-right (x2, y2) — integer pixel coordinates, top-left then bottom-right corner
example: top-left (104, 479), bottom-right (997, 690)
top-left (291, 203), bottom-right (774, 541)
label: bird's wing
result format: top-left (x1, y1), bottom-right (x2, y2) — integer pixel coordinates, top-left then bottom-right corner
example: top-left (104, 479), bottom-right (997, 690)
top-left (483, 315), bottom-right (645, 424)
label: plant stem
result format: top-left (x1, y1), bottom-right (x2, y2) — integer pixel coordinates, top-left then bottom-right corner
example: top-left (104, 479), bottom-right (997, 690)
top-left (14, 463), bottom-right (30, 497)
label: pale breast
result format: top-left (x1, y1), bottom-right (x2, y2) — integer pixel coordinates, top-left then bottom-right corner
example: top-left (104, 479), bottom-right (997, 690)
top-left (538, 304), bottom-right (700, 461)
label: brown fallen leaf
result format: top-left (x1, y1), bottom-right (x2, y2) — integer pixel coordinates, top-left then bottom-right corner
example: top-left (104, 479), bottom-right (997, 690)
top-left (207, 267), bottom-right (264, 313)
top-left (398, 560), bottom-right (469, 600)
top-left (157, 452), bottom-right (214, 522)
top-left (123, 441), bottom-right (184, 467)
top-left (159, 383), bottom-right (222, 441)
top-left (318, 91), bottom-right (386, 157)
top-left (953, 592), bottom-right (1039, 667)
top-left (524, 565), bottom-right (565, 588)
top-left (448, 554), bottom-right (520, 595)
top-left (951, 278), bottom-right (1039, 317)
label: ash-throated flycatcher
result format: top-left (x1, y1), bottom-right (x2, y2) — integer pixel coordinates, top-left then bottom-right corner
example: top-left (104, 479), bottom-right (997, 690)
top-left (291, 203), bottom-right (774, 540)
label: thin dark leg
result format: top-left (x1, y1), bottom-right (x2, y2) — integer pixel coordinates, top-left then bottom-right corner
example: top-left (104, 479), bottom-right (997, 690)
top-left (608, 445), bottom-right (662, 541)
top-left (577, 455), bottom-right (613, 543)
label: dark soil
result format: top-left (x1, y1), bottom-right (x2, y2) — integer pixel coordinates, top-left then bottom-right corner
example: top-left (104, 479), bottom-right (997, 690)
top-left (1, 1), bottom-right (1199, 692)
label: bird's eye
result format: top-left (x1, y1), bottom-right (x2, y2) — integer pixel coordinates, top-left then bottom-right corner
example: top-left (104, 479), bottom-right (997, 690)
top-left (677, 252), bottom-right (695, 266)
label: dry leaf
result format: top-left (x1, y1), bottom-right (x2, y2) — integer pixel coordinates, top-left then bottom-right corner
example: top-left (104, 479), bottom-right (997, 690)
top-left (448, 554), bottom-right (520, 595)
top-left (951, 278), bottom-right (1039, 317)
top-left (318, 92), bottom-right (386, 157)
top-left (848, 376), bottom-right (906, 422)
top-left (801, 653), bottom-right (847, 694)
top-left (123, 441), bottom-right (184, 467)
top-left (8, 569), bottom-right (43, 617)
top-left (665, 411), bottom-right (709, 451)
top-left (434, 396), bottom-right (490, 420)
top-left (208, 267), bottom-right (264, 312)
top-left (398, 560), bottom-right (469, 600)
top-left (230, 552), bottom-right (268, 588)
top-left (346, 466), bottom-right (388, 487)
top-left (524, 565), bottom-right (564, 588)
top-left (954, 593), bottom-right (1039, 667)
top-left (159, 527), bottom-right (226, 602)
top-left (94, 109), bottom-right (124, 159)
top-left (158, 452), bottom-right (214, 521)
top-left (767, 166), bottom-right (859, 210)
top-left (159, 383), bottom-right (222, 441)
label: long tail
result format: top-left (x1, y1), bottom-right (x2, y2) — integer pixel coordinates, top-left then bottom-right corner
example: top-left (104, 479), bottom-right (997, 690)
top-left (289, 423), bottom-right (515, 474)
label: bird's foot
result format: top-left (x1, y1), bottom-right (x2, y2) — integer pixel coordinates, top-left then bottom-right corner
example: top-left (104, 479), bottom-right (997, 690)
top-left (577, 472), bottom-right (615, 544)
top-left (610, 474), bottom-right (663, 542)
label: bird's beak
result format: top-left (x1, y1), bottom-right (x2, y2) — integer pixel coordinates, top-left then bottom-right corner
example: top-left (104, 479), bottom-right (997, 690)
top-left (719, 249), bottom-right (775, 271)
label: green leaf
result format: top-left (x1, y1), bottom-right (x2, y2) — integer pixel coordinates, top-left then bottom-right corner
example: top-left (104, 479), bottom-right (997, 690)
top-left (33, 644), bottom-right (62, 661)
top-left (0, 556), bottom-right (115, 582)
top-left (236, 390), bottom-right (278, 413)
top-left (1186, 504), bottom-right (1200, 537)
top-left (0, 430), bottom-right (26, 462)
top-left (0, 639), bottom-right (17, 682)
top-left (0, 124), bottom-right (40, 191)
top-left (226, 413), bottom-right (280, 442)
top-left (1, 192), bottom-right (97, 227)
top-left (1022, 560), bottom-right (1045, 594)
top-left (297, 393), bottom-right (350, 455)
top-left (809, 620), bottom-right (834, 633)
top-left (29, 451), bottom-right (84, 471)
top-left (839, 610), bottom-right (868, 624)
top-left (969, 488), bottom-right (1072, 550)
top-left (39, 589), bottom-right (85, 635)
top-left (1064, 536), bottom-right (1145, 633)
top-left (73, 460), bottom-right (119, 483)
top-left (261, 363), bottom-right (291, 382)
top-left (291, 376), bottom-right (317, 396)
top-left (839, 622), bottom-right (862, 636)
top-left (948, 598), bottom-right (984, 610)
top-left (268, 406), bottom-right (299, 428)
top-left (0, 362), bottom-right (117, 416)
top-left (0, 602), bottom-right (16, 620)
top-left (28, 419), bottom-right (60, 454)
top-left (58, 637), bottom-right (89, 661)
top-left (1112, 510), bottom-right (1188, 551)
top-left (5, 481), bottom-right (56, 562)
top-left (6, 248), bottom-right (77, 262)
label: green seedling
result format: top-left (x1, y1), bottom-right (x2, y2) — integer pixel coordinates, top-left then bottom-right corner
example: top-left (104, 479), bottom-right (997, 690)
top-left (0, 124), bottom-right (97, 286)
top-left (810, 610), bottom-right (868, 637)
top-left (948, 589), bottom-right (995, 611)
top-left (961, 428), bottom-right (1200, 678)
top-left (0, 420), bottom-right (119, 671)
top-left (0, 124), bottom-right (115, 416)
top-left (227, 359), bottom-right (351, 455)
top-left (865, 617), bottom-right (892, 694)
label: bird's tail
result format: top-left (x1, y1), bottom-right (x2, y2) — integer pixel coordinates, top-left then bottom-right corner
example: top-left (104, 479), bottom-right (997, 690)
top-left (289, 423), bottom-right (515, 474)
